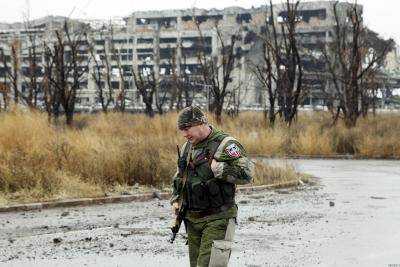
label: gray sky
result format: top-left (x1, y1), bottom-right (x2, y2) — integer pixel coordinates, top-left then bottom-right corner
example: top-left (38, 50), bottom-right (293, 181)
top-left (0, 0), bottom-right (399, 44)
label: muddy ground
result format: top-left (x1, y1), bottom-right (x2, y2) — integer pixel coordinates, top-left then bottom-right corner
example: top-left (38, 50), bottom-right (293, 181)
top-left (1, 159), bottom-right (399, 267)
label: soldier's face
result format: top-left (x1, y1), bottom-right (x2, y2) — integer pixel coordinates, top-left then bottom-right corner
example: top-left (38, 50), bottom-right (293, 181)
top-left (180, 124), bottom-right (203, 144)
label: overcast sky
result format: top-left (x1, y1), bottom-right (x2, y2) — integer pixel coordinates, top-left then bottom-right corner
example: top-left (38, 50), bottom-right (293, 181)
top-left (0, 0), bottom-right (399, 44)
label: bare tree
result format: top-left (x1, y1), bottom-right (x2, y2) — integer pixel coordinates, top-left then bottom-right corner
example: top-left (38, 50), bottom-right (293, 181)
top-left (170, 43), bottom-right (201, 110)
top-left (162, 43), bottom-right (195, 111)
top-left (322, 2), bottom-right (394, 127)
top-left (0, 40), bottom-right (20, 106)
top-left (20, 8), bottom-right (43, 109)
top-left (133, 29), bottom-right (172, 116)
top-left (249, 29), bottom-right (278, 126)
top-left (250, 0), bottom-right (304, 127)
top-left (195, 18), bottom-right (241, 123)
top-left (44, 20), bottom-right (90, 125)
top-left (133, 63), bottom-right (156, 117)
top-left (274, 0), bottom-right (303, 126)
top-left (87, 25), bottom-right (114, 113)
top-left (0, 50), bottom-right (11, 110)
top-left (42, 42), bottom-right (57, 120)
top-left (167, 45), bottom-right (181, 110)
top-left (0, 73), bottom-right (10, 110)
top-left (113, 46), bottom-right (129, 112)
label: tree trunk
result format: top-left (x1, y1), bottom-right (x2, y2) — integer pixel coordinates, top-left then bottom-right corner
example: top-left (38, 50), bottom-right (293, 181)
top-left (214, 99), bottom-right (223, 124)
top-left (268, 103), bottom-right (276, 127)
top-left (145, 102), bottom-right (154, 118)
top-left (66, 110), bottom-right (74, 126)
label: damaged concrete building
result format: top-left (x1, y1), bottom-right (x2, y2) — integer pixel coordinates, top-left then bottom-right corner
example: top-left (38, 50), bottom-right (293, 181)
top-left (0, 1), bottom-right (397, 112)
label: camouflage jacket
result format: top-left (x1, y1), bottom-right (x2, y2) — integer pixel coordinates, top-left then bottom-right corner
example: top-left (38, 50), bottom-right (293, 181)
top-left (171, 126), bottom-right (254, 223)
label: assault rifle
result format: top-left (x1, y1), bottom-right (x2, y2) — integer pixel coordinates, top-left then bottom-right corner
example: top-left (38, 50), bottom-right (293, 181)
top-left (169, 144), bottom-right (189, 244)
top-left (169, 199), bottom-right (187, 243)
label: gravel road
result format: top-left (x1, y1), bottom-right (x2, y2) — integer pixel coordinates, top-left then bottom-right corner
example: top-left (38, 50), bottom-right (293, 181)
top-left (1, 159), bottom-right (399, 267)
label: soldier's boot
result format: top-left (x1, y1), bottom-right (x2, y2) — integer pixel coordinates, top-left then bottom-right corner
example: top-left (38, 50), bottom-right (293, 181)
top-left (208, 218), bottom-right (236, 267)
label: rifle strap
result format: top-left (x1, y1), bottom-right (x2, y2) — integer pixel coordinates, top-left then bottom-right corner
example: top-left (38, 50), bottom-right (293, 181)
top-left (178, 141), bottom-right (192, 206)
top-left (181, 141), bottom-right (192, 185)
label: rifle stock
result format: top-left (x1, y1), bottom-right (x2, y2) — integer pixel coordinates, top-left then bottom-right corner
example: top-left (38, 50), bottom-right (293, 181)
top-left (169, 201), bottom-right (186, 243)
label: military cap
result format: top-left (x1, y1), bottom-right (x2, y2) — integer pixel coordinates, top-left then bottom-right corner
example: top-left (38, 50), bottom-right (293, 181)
top-left (177, 106), bottom-right (208, 130)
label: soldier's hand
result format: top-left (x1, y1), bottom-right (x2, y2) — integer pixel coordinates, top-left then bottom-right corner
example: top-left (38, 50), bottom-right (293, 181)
top-left (171, 201), bottom-right (179, 215)
top-left (211, 159), bottom-right (224, 178)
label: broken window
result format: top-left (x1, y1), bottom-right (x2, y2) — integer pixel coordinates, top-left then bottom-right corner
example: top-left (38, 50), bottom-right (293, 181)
top-left (76, 97), bottom-right (90, 104)
top-left (137, 38), bottom-right (153, 44)
top-left (221, 45), bottom-right (235, 56)
top-left (181, 64), bottom-right (202, 75)
top-left (112, 39), bottom-right (127, 44)
top-left (182, 15), bottom-right (223, 24)
top-left (20, 30), bottom-right (42, 35)
top-left (122, 65), bottom-right (133, 76)
top-left (21, 56), bottom-right (42, 64)
top-left (111, 81), bottom-right (120, 89)
top-left (298, 32), bottom-right (327, 43)
top-left (158, 17), bottom-right (177, 28)
top-left (138, 54), bottom-right (153, 61)
top-left (278, 9), bottom-right (327, 23)
top-left (137, 47), bottom-right (153, 61)
top-left (76, 40), bottom-right (89, 46)
top-left (182, 16), bottom-right (193, 22)
top-left (138, 65), bottom-right (154, 76)
top-left (136, 18), bottom-right (150, 25)
top-left (182, 36), bottom-right (212, 47)
top-left (159, 64), bottom-right (173, 75)
top-left (182, 47), bottom-right (211, 58)
top-left (137, 48), bottom-right (153, 53)
top-left (244, 31), bottom-right (257, 44)
top-left (80, 80), bottom-right (88, 88)
top-left (121, 55), bottom-right (133, 61)
top-left (236, 13), bottom-right (252, 24)
top-left (95, 40), bottom-right (105, 45)
top-left (303, 43), bottom-right (325, 50)
top-left (203, 15), bottom-right (223, 23)
top-left (260, 25), bottom-right (267, 35)
top-left (160, 48), bottom-right (176, 60)
top-left (160, 37), bottom-right (177, 44)
top-left (21, 66), bottom-right (43, 76)
top-left (181, 36), bottom-right (212, 58)
top-left (0, 67), bottom-right (7, 76)
top-left (302, 59), bottom-right (325, 72)
top-left (235, 47), bottom-right (243, 59)
top-left (137, 17), bottom-right (177, 28)
top-left (124, 81), bottom-right (131, 89)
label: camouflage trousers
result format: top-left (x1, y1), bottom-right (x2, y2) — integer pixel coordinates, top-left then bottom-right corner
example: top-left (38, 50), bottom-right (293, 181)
top-left (186, 217), bottom-right (235, 267)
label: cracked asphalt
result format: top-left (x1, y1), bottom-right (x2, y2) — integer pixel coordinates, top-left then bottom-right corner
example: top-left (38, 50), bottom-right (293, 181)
top-left (1, 159), bottom-right (399, 267)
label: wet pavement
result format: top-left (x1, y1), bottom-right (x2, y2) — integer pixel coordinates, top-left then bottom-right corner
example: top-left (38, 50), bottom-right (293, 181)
top-left (1, 159), bottom-right (399, 267)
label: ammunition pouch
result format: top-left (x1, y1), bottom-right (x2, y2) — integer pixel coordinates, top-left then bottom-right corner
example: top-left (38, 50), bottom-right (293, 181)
top-left (187, 179), bottom-right (235, 212)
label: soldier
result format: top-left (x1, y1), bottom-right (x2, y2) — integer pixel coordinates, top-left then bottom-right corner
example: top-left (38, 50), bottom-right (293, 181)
top-left (170, 106), bottom-right (254, 267)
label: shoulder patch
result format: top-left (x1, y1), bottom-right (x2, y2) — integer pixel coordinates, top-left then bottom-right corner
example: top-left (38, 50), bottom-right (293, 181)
top-left (225, 143), bottom-right (241, 158)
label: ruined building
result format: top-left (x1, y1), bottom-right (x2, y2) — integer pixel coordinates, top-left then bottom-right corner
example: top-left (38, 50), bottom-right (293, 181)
top-left (0, 1), bottom-right (397, 112)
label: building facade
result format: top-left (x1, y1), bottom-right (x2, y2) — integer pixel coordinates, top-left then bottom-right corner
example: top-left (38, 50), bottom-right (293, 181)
top-left (2, 1), bottom-right (395, 112)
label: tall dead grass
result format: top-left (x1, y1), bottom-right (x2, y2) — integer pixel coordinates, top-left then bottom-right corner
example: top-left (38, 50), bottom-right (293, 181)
top-left (0, 109), bottom-right (399, 205)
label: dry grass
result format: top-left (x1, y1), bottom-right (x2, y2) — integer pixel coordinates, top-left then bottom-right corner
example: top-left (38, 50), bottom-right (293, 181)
top-left (0, 109), bottom-right (399, 205)
top-left (252, 160), bottom-right (300, 186)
